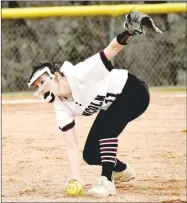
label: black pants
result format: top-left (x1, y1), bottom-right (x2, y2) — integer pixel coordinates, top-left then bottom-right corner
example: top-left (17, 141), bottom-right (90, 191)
top-left (83, 73), bottom-right (150, 165)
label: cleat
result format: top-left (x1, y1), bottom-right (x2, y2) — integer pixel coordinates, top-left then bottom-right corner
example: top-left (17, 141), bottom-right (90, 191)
top-left (88, 176), bottom-right (116, 197)
top-left (114, 163), bottom-right (136, 183)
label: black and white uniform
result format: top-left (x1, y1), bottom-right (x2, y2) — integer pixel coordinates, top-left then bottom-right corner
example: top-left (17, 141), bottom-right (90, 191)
top-left (54, 51), bottom-right (150, 165)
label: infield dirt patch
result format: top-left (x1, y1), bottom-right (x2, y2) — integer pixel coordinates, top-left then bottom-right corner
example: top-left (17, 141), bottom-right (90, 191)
top-left (2, 91), bottom-right (186, 202)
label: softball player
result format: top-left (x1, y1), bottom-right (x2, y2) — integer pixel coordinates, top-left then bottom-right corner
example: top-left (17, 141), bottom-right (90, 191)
top-left (28, 11), bottom-right (162, 196)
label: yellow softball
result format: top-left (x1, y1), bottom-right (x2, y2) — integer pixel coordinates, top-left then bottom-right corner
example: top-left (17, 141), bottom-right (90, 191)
top-left (65, 180), bottom-right (84, 196)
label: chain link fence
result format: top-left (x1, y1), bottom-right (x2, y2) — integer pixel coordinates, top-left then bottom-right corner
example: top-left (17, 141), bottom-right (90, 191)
top-left (2, 2), bottom-right (186, 92)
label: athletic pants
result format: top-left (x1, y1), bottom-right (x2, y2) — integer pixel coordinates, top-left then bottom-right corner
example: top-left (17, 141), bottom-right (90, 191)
top-left (83, 72), bottom-right (150, 165)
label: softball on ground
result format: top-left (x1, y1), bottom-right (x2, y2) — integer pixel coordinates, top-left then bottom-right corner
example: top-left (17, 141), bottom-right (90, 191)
top-left (65, 180), bottom-right (84, 196)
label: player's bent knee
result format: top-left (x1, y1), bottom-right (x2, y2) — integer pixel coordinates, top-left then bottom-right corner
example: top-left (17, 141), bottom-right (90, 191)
top-left (83, 149), bottom-right (97, 165)
top-left (83, 150), bottom-right (92, 164)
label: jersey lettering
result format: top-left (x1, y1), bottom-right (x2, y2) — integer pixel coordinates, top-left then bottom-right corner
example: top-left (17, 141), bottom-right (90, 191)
top-left (82, 99), bottom-right (103, 116)
top-left (82, 93), bottom-right (118, 116)
top-left (88, 106), bottom-right (98, 111)
top-left (104, 93), bottom-right (118, 104)
top-left (90, 102), bottom-right (102, 107)
top-left (95, 95), bottom-right (105, 101)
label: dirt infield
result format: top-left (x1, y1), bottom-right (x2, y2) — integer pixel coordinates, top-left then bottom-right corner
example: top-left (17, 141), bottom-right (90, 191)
top-left (2, 91), bottom-right (186, 202)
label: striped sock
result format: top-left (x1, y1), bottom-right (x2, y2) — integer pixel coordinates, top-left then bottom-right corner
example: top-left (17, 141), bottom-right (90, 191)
top-left (99, 138), bottom-right (118, 181)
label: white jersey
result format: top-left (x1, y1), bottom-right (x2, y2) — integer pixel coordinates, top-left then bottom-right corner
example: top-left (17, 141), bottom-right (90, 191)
top-left (54, 52), bottom-right (128, 129)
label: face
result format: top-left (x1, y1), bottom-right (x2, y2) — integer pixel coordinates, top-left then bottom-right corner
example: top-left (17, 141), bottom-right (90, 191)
top-left (32, 72), bottom-right (71, 98)
top-left (33, 73), bottom-right (56, 96)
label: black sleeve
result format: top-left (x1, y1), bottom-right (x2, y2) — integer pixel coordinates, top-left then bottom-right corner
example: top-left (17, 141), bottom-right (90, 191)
top-left (59, 120), bottom-right (75, 132)
top-left (99, 50), bottom-right (114, 72)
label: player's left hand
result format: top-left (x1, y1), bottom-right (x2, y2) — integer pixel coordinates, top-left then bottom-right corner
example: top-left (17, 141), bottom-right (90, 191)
top-left (124, 11), bottom-right (163, 35)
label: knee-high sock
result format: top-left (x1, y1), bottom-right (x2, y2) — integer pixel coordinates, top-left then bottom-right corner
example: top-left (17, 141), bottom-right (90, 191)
top-left (99, 137), bottom-right (118, 181)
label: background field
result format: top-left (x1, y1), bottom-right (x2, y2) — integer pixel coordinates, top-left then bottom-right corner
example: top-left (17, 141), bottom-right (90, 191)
top-left (2, 1), bottom-right (186, 202)
top-left (2, 2), bottom-right (187, 92)
top-left (2, 90), bottom-right (186, 202)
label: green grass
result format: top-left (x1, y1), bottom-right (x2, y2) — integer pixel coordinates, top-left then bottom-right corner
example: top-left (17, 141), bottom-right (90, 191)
top-left (150, 86), bottom-right (186, 92)
top-left (2, 91), bottom-right (33, 98)
top-left (2, 86), bottom-right (186, 99)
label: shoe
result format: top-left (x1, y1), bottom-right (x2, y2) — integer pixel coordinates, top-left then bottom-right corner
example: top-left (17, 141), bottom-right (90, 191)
top-left (114, 163), bottom-right (136, 183)
top-left (88, 176), bottom-right (116, 197)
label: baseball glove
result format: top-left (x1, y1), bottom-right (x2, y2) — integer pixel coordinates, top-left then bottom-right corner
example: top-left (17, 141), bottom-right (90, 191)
top-left (124, 11), bottom-right (163, 35)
